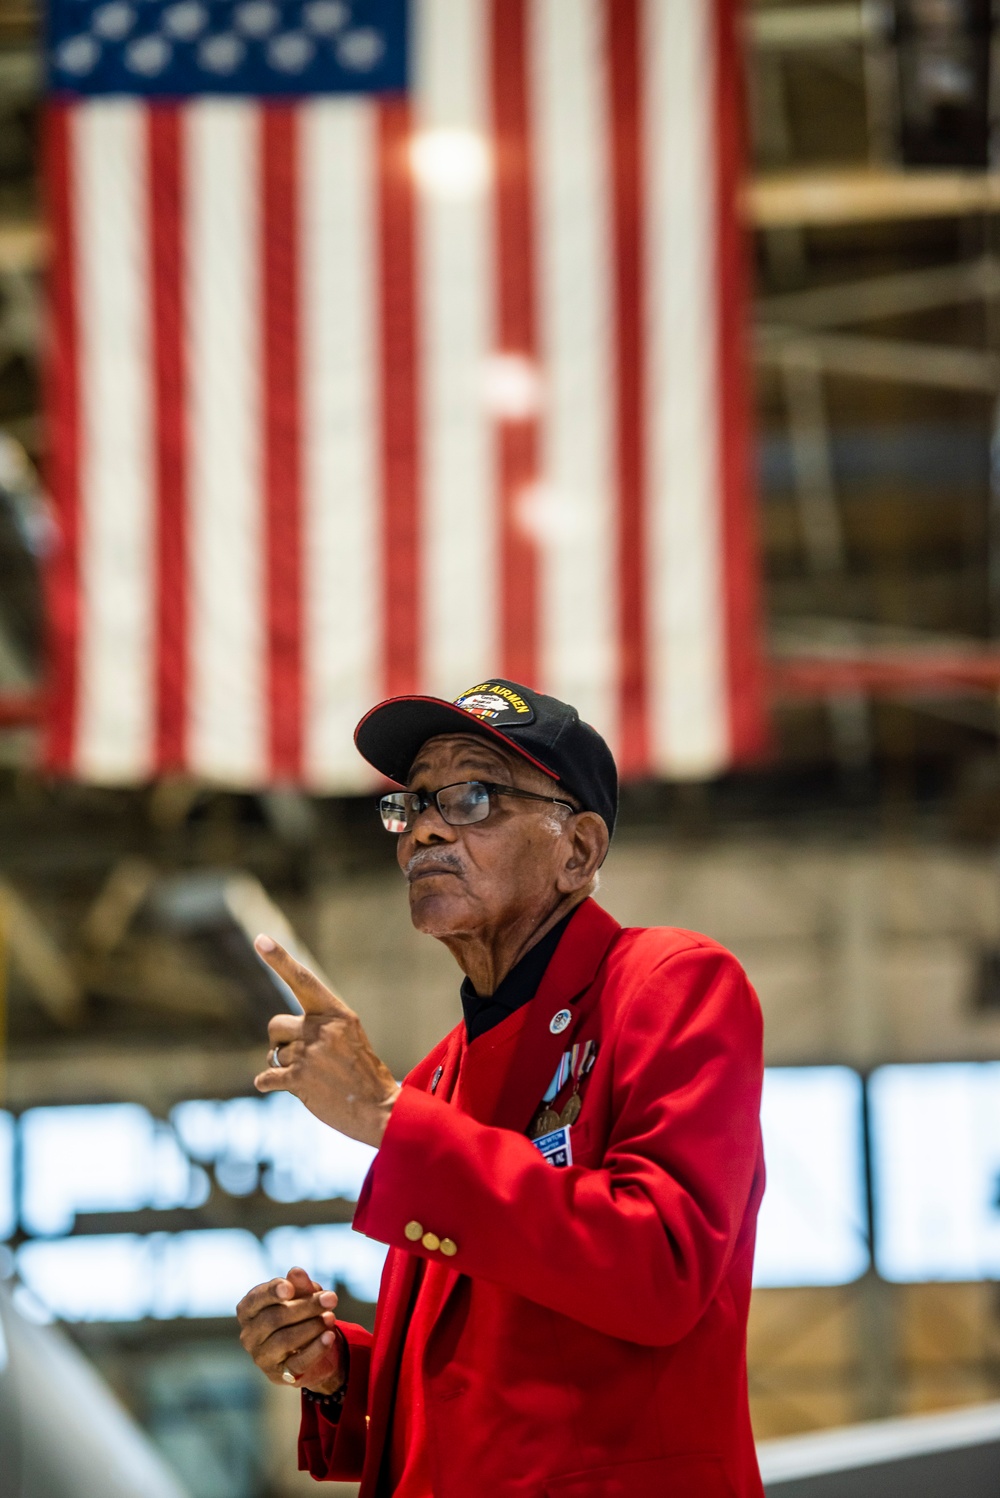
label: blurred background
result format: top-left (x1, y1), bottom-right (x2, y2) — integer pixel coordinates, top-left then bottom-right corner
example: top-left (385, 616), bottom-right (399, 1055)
top-left (4, 0), bottom-right (1000, 1493)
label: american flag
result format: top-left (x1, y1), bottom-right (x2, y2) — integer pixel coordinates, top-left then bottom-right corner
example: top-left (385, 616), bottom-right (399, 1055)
top-left (43, 0), bottom-right (764, 791)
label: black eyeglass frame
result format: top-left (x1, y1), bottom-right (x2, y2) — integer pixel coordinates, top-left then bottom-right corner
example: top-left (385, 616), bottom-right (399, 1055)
top-left (379, 779), bottom-right (579, 834)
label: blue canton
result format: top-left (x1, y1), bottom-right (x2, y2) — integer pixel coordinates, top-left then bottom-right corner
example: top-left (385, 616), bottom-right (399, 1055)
top-left (48, 0), bottom-right (408, 96)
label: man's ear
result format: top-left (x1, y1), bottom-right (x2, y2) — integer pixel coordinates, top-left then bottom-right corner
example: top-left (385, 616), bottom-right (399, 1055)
top-left (556, 811), bottom-right (609, 893)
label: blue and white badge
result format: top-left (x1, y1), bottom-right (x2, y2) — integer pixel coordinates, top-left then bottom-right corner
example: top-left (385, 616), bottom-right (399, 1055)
top-left (532, 1124), bottom-right (573, 1168)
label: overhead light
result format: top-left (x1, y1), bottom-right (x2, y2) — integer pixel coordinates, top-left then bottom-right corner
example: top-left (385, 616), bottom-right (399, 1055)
top-left (514, 482), bottom-right (585, 547)
top-left (481, 353), bottom-right (544, 420)
top-left (409, 127), bottom-right (491, 201)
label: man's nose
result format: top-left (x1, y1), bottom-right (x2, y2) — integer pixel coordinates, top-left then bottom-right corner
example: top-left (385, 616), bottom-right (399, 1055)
top-left (410, 803), bottom-right (456, 844)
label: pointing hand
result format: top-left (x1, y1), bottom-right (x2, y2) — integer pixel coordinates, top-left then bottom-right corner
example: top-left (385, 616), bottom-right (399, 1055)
top-left (253, 936), bottom-right (400, 1148)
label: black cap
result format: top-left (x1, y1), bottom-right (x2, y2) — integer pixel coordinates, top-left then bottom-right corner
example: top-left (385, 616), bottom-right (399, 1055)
top-left (354, 679), bottom-right (618, 838)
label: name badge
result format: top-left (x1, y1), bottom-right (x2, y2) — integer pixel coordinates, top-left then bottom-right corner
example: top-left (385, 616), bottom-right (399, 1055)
top-left (532, 1124), bottom-right (573, 1169)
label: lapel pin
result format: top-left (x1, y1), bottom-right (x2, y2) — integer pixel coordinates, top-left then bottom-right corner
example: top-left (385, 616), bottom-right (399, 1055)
top-left (549, 1008), bottom-right (571, 1035)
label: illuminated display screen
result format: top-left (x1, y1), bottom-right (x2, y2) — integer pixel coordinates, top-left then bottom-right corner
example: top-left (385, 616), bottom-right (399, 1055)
top-left (7, 1095), bottom-right (383, 1320)
top-left (171, 1094), bottom-right (377, 1202)
top-left (0, 1111), bottom-right (13, 1242)
top-left (1, 1069), bottom-right (879, 1318)
top-left (10, 1062), bottom-right (1000, 1318)
top-left (870, 1063), bottom-right (1000, 1282)
top-left (753, 1067), bottom-right (869, 1288)
top-left (18, 1094), bottom-right (377, 1238)
top-left (16, 1225), bottom-right (387, 1322)
top-left (20, 1103), bottom-right (210, 1236)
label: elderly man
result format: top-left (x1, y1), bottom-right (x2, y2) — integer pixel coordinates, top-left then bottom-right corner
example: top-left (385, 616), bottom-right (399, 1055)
top-left (236, 680), bottom-right (765, 1498)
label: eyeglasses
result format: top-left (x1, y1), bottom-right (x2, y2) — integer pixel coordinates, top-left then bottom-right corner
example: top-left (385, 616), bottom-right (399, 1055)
top-left (379, 780), bottom-right (578, 834)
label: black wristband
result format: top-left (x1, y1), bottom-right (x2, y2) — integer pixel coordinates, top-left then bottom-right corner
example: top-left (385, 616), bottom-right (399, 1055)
top-left (302, 1383), bottom-right (347, 1412)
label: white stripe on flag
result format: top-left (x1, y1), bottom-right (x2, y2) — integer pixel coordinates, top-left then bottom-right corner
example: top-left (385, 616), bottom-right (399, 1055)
top-left (532, 0), bottom-right (616, 741)
top-left (186, 100), bottom-right (265, 785)
top-left (74, 99), bottom-right (154, 782)
top-left (301, 98), bottom-right (380, 790)
top-left (645, 0), bottom-right (727, 776)
top-left (416, 0), bottom-right (496, 697)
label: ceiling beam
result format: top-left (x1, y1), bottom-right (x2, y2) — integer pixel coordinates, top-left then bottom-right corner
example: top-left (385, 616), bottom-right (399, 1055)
top-left (757, 257), bottom-right (1000, 330)
top-left (747, 169), bottom-right (1000, 228)
top-left (66, 1195), bottom-right (356, 1237)
top-left (748, 4), bottom-right (875, 50)
top-left (0, 878), bottom-right (83, 1026)
top-left (0, 688), bottom-right (41, 727)
top-left (757, 327), bottom-right (1000, 392)
top-left (4, 1043), bottom-right (265, 1110)
top-left (770, 650), bottom-right (1000, 697)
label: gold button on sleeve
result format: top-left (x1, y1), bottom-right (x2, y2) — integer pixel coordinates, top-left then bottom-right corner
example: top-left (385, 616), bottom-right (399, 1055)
top-left (439, 1238), bottom-right (458, 1257)
top-left (421, 1231), bottom-right (441, 1252)
top-left (404, 1220), bottom-right (423, 1242)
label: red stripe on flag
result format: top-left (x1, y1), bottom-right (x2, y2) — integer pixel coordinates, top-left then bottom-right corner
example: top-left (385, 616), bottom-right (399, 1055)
top-left (42, 104), bottom-right (81, 773)
top-left (376, 100), bottom-right (421, 698)
top-left (262, 105), bottom-right (304, 778)
top-left (712, 0), bottom-right (767, 761)
top-left (491, 0), bottom-right (540, 687)
top-left (607, 0), bottom-right (649, 777)
top-left (148, 106), bottom-right (188, 773)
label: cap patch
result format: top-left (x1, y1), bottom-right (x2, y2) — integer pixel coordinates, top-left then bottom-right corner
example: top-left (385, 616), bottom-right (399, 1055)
top-left (454, 682), bottom-right (535, 726)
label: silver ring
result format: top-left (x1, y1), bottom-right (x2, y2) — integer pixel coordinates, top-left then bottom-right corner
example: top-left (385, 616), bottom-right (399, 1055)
top-left (270, 1045), bottom-right (285, 1069)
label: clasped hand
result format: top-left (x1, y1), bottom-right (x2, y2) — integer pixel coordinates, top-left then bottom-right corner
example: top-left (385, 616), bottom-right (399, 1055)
top-left (252, 934), bottom-right (400, 1149)
top-left (237, 1266), bottom-right (346, 1394)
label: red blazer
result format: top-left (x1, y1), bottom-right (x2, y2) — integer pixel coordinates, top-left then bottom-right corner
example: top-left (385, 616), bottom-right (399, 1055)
top-left (299, 899), bottom-right (766, 1498)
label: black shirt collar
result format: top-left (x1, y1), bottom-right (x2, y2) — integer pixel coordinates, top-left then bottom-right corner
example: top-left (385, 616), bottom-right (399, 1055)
top-left (460, 911), bottom-right (574, 1043)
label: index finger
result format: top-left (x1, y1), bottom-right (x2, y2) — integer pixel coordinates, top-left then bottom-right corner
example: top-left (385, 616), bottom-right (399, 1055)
top-left (286, 1265), bottom-right (322, 1296)
top-left (254, 935), bottom-right (351, 1017)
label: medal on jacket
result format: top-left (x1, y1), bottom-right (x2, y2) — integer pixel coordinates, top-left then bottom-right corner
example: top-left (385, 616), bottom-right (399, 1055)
top-left (559, 1093), bottom-right (582, 1127)
top-left (530, 1040), bottom-right (597, 1138)
top-left (559, 1040), bottom-right (597, 1126)
top-left (533, 1106), bottom-right (561, 1136)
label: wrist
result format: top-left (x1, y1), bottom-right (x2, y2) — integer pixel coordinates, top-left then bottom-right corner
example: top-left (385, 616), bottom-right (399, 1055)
top-left (372, 1086), bottom-right (400, 1148)
top-left (303, 1327), bottom-right (348, 1397)
top-left (305, 1371), bottom-right (346, 1397)
top-left (302, 1382), bottom-right (347, 1418)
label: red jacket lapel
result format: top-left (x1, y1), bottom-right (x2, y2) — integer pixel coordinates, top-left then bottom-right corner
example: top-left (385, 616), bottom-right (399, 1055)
top-left (403, 1021), bottom-right (463, 1093)
top-left (491, 898), bottom-right (621, 1133)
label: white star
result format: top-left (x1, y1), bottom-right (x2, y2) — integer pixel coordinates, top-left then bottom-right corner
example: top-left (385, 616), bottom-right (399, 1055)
top-left (55, 34), bottom-right (101, 74)
top-left (336, 26), bottom-right (383, 71)
top-left (302, 1), bottom-right (349, 36)
top-left (233, 1), bottom-right (280, 37)
top-left (198, 32), bottom-right (245, 73)
top-left (91, 2), bottom-right (135, 41)
top-left (124, 33), bottom-right (172, 74)
top-left (267, 31), bottom-right (315, 72)
top-left (161, 2), bottom-right (209, 41)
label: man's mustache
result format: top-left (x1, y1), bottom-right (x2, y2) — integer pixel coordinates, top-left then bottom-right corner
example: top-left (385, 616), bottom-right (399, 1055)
top-left (404, 849), bottom-right (465, 883)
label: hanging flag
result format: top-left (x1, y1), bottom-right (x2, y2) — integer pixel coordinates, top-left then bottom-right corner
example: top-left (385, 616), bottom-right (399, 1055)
top-left (43, 0), bottom-right (765, 790)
